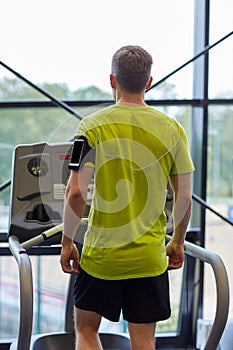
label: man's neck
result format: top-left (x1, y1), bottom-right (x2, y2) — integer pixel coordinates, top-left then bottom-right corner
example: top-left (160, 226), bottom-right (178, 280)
top-left (117, 101), bottom-right (147, 107)
top-left (115, 91), bottom-right (147, 107)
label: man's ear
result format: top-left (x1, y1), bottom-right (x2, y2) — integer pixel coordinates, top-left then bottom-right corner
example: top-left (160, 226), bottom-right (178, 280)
top-left (145, 76), bottom-right (153, 90)
top-left (110, 74), bottom-right (116, 88)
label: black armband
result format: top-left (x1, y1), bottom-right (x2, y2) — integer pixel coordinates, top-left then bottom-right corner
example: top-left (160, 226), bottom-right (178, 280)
top-left (68, 136), bottom-right (95, 171)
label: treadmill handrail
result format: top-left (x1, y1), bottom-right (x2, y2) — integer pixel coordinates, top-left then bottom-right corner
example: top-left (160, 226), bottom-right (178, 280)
top-left (166, 235), bottom-right (229, 350)
top-left (8, 231), bottom-right (229, 350)
top-left (9, 235), bottom-right (33, 350)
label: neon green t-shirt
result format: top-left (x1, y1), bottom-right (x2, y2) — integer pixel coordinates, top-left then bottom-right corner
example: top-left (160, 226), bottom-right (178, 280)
top-left (77, 104), bottom-right (194, 280)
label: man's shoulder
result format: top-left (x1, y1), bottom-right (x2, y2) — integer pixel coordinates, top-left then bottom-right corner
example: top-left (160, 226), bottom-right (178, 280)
top-left (80, 105), bottom-right (115, 126)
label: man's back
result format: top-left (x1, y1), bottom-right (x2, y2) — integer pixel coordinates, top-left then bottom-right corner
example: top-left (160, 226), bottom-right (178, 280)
top-left (78, 104), bottom-right (193, 279)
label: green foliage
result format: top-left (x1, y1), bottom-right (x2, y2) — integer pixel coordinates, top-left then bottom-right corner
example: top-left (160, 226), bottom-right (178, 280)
top-left (207, 105), bottom-right (233, 197)
top-left (0, 77), bottom-right (43, 100)
top-left (0, 77), bottom-right (233, 204)
top-left (40, 82), bottom-right (72, 99)
top-left (73, 85), bottom-right (112, 100)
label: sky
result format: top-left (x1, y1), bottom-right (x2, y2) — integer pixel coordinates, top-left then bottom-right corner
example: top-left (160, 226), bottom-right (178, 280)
top-left (0, 0), bottom-right (232, 98)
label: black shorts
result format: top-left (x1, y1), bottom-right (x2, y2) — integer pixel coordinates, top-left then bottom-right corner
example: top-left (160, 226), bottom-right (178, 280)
top-left (73, 268), bottom-right (171, 324)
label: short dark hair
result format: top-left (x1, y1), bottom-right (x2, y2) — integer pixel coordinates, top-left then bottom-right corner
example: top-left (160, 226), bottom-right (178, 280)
top-left (111, 45), bottom-right (153, 93)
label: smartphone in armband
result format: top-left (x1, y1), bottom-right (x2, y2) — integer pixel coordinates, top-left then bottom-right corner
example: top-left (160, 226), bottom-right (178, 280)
top-left (68, 139), bottom-right (85, 170)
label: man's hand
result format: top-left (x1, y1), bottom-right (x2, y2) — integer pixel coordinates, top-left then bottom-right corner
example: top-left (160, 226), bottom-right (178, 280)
top-left (60, 240), bottom-right (80, 274)
top-left (166, 240), bottom-right (185, 270)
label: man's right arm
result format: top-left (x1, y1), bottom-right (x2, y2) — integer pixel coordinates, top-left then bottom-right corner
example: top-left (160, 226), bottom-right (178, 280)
top-left (60, 166), bottom-right (94, 274)
top-left (166, 173), bottom-right (192, 269)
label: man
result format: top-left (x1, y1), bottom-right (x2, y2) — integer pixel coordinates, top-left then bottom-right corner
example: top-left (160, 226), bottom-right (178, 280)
top-left (60, 45), bottom-right (194, 350)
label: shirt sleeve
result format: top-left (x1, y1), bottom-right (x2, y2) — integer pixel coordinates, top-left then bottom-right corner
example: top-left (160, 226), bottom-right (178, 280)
top-left (76, 118), bottom-right (97, 168)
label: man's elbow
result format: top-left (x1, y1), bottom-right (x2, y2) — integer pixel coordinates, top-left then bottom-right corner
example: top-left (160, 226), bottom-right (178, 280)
top-left (174, 192), bottom-right (192, 215)
top-left (66, 185), bottom-right (87, 202)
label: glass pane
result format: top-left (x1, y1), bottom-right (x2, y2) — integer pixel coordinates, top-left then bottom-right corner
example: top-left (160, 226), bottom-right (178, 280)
top-left (209, 0), bottom-right (233, 98)
top-left (0, 0), bottom-right (194, 99)
top-left (0, 187), bottom-right (10, 233)
top-left (0, 254), bottom-right (20, 338)
top-left (157, 268), bottom-right (184, 333)
top-left (0, 108), bottom-right (81, 234)
top-left (209, 38), bottom-right (233, 99)
top-left (210, 0), bottom-right (233, 42)
top-left (146, 64), bottom-right (194, 100)
top-left (204, 105), bottom-right (233, 320)
top-left (0, 254), bottom-right (70, 338)
top-left (207, 105), bottom-right (233, 199)
top-left (31, 256), bottom-right (70, 334)
top-left (204, 220), bottom-right (233, 320)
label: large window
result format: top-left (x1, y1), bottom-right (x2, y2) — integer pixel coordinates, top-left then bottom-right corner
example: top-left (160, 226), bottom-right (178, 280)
top-left (0, 0), bottom-right (233, 348)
